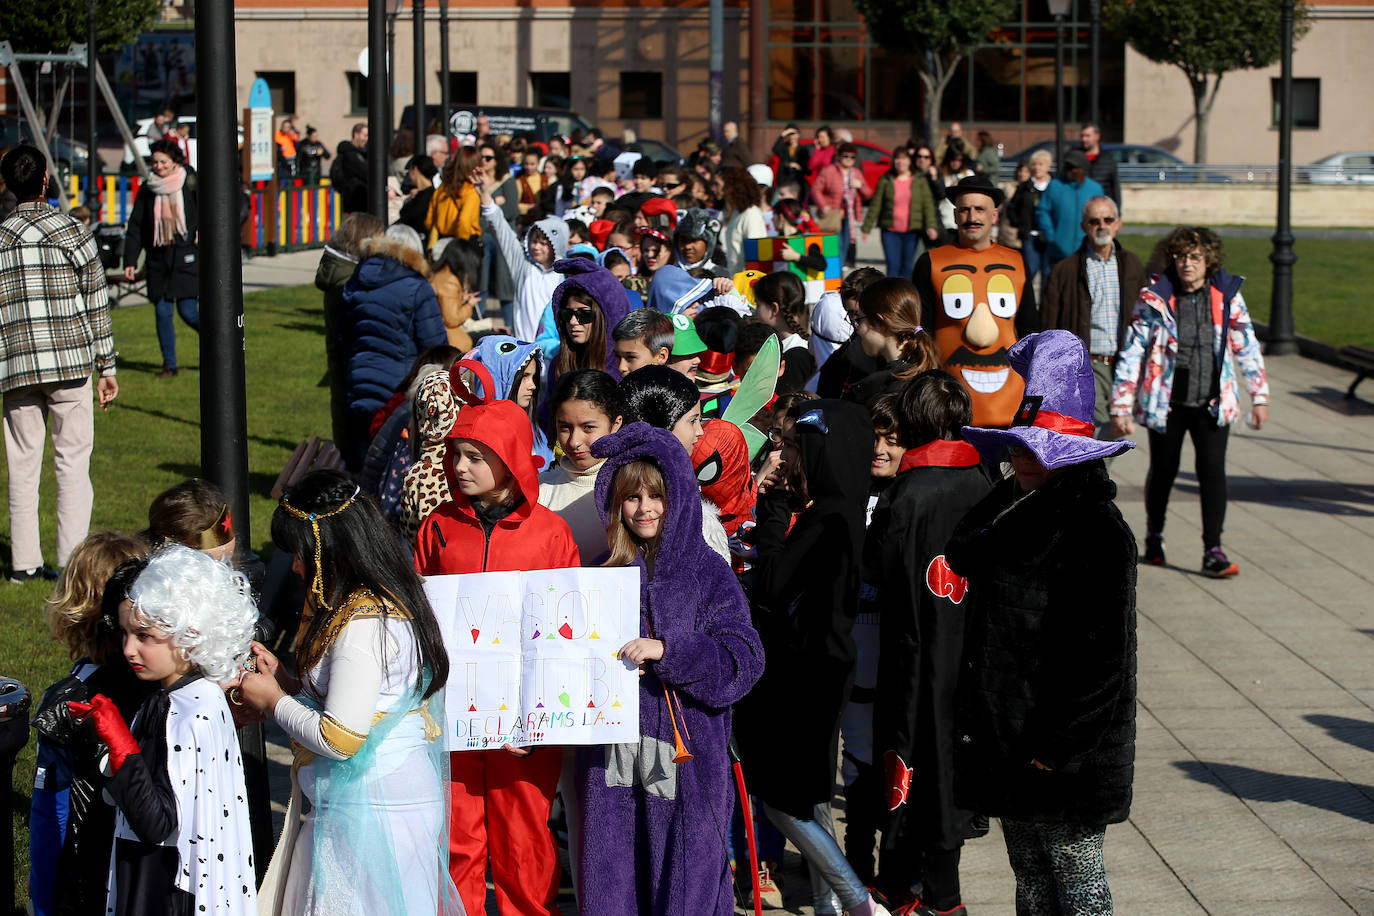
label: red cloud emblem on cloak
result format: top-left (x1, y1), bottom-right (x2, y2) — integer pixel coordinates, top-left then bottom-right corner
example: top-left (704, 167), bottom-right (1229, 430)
top-left (885, 750), bottom-right (913, 811)
top-left (926, 555), bottom-right (969, 604)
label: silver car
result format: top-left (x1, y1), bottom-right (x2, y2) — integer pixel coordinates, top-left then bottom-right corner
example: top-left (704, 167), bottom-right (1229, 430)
top-left (1302, 152), bottom-right (1374, 184)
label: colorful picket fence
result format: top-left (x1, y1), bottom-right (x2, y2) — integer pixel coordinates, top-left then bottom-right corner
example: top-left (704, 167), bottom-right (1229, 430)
top-left (63, 174), bottom-right (341, 252)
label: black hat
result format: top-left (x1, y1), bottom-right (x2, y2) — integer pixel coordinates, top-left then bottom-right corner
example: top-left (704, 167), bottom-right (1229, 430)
top-left (1062, 149), bottom-right (1091, 171)
top-left (944, 173), bottom-right (1006, 208)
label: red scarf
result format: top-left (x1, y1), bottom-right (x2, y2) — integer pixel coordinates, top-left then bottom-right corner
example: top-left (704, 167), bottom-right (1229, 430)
top-left (898, 439), bottom-right (981, 472)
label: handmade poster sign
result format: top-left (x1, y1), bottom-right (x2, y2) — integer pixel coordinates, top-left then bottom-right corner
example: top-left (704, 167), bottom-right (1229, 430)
top-left (424, 567), bottom-right (641, 749)
top-left (744, 234), bottom-right (842, 303)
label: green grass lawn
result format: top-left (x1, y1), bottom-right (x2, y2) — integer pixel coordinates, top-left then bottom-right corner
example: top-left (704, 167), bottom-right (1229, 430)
top-left (1117, 234), bottom-right (1372, 348)
top-left (3, 284), bottom-right (330, 913)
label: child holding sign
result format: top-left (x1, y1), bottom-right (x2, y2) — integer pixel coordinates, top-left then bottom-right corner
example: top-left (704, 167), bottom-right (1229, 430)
top-left (572, 422), bottom-right (763, 916)
top-left (414, 361), bottom-right (580, 916)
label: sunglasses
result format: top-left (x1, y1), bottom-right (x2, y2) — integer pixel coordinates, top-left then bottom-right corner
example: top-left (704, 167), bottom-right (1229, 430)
top-left (915, 153), bottom-right (932, 159)
top-left (481, 154), bottom-right (496, 161)
top-left (1086, 216), bottom-right (1117, 226)
top-left (561, 307), bottom-right (597, 325)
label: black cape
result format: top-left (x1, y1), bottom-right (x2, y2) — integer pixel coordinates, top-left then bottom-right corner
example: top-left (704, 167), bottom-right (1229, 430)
top-left (867, 442), bottom-right (991, 853)
top-left (947, 462), bottom-right (1137, 826)
top-left (736, 399), bottom-right (873, 818)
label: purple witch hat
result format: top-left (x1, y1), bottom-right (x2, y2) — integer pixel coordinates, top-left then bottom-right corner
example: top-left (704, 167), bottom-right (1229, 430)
top-left (961, 330), bottom-right (1135, 469)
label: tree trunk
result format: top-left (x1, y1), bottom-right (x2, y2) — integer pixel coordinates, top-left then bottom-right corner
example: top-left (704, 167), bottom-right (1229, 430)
top-left (922, 53), bottom-right (960, 147)
top-left (1189, 72), bottom-right (1223, 164)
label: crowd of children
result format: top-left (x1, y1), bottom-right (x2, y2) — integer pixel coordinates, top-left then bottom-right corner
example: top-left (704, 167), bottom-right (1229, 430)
top-left (26, 129), bottom-right (1144, 916)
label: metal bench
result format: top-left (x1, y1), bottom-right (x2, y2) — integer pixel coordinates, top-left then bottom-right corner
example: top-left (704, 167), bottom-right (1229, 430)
top-left (1340, 345), bottom-right (1374, 400)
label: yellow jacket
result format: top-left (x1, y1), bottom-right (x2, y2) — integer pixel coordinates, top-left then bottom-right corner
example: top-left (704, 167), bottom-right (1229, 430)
top-left (426, 182), bottom-right (481, 246)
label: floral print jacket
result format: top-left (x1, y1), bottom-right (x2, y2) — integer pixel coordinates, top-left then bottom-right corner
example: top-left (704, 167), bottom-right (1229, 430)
top-left (1110, 268), bottom-right (1269, 433)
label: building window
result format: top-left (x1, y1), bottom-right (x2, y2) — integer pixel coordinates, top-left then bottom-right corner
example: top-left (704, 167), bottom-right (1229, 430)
top-left (619, 72), bottom-right (663, 119)
top-left (257, 71), bottom-right (296, 115)
top-left (530, 72), bottom-right (571, 110)
top-left (1272, 78), bottom-right (1319, 129)
top-left (438, 71), bottom-right (478, 105)
top-left (763, 0), bottom-right (1125, 134)
top-left (346, 72), bottom-right (368, 116)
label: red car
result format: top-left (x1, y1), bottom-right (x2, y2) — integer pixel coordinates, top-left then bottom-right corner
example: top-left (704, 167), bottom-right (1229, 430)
top-left (768, 139), bottom-right (893, 191)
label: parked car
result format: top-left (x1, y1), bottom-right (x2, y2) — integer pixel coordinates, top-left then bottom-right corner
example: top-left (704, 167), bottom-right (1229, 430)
top-left (999, 141), bottom-right (1228, 183)
top-left (783, 138), bottom-right (892, 190)
top-left (122, 115), bottom-right (244, 170)
top-left (1300, 152), bottom-right (1374, 184)
top-left (0, 115), bottom-right (89, 180)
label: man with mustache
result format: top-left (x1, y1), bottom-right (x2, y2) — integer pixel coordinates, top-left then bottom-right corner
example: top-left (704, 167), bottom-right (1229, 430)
top-left (912, 174), bottom-right (1039, 427)
top-left (1041, 196), bottom-right (1146, 438)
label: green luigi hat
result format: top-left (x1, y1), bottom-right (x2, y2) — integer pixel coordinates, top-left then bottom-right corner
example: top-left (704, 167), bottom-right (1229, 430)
top-left (670, 313), bottom-right (707, 356)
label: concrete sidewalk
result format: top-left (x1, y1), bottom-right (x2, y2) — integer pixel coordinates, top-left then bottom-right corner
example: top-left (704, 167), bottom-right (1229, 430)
top-left (758, 353), bottom-right (1374, 915)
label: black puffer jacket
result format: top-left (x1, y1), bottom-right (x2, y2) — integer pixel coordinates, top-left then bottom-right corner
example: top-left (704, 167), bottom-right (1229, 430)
top-left (946, 461), bottom-right (1137, 826)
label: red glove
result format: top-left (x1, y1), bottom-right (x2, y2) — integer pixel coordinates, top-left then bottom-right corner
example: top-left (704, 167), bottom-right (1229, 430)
top-left (68, 694), bottom-right (141, 773)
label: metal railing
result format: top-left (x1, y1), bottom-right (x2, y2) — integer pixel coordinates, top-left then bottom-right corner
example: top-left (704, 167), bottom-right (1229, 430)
top-left (998, 163), bottom-right (1374, 185)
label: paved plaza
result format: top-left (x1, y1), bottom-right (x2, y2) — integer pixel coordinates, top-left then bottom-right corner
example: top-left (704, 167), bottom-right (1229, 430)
top-left (244, 243), bottom-right (1374, 915)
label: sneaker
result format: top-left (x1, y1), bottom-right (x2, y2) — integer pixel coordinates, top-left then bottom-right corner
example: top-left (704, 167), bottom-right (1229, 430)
top-left (9, 565), bottom-right (59, 584)
top-left (757, 863), bottom-right (784, 910)
top-left (1202, 547), bottom-right (1239, 578)
top-left (1144, 532), bottom-right (1165, 566)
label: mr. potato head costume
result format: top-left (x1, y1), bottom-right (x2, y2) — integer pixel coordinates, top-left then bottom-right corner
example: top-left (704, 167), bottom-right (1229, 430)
top-left (913, 174), bottom-right (1040, 427)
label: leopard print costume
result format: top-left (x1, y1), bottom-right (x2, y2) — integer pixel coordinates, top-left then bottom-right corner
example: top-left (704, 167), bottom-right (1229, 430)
top-left (399, 370), bottom-right (460, 541)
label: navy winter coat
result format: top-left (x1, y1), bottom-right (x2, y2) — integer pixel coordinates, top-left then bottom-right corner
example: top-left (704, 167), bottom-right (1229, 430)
top-left (338, 236), bottom-right (446, 416)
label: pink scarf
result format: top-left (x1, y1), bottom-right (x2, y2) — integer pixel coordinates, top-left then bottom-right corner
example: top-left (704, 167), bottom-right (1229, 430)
top-left (148, 166), bottom-right (188, 247)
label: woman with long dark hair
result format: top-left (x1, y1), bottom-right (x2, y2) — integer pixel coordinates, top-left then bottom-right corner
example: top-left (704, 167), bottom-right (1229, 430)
top-left (123, 138), bottom-right (199, 378)
top-left (238, 469), bottom-right (459, 915)
top-left (550, 258), bottom-right (632, 382)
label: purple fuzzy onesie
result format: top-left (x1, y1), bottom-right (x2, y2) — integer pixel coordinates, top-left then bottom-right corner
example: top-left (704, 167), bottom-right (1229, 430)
top-left (574, 422), bottom-right (765, 916)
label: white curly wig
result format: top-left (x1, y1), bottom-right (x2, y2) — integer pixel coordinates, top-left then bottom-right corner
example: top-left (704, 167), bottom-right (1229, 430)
top-left (128, 544), bottom-right (258, 685)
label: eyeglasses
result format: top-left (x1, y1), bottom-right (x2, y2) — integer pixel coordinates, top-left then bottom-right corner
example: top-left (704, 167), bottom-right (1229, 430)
top-left (840, 154), bottom-right (856, 160)
top-left (844, 309), bottom-right (863, 327)
top-left (915, 153), bottom-right (932, 160)
top-left (560, 307), bottom-right (597, 325)
top-left (766, 426), bottom-right (785, 445)
top-left (1086, 216), bottom-right (1117, 226)
top-left (1173, 251), bottom-right (1207, 264)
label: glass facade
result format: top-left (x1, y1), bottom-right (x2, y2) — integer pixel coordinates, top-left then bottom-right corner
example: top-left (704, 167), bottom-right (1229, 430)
top-left (765, 0), bottom-right (1124, 133)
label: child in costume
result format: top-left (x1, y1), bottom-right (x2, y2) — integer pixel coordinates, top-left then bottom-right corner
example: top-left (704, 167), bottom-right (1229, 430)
top-left (66, 544), bottom-right (257, 916)
top-left (471, 166), bottom-right (569, 342)
top-left (540, 368), bottom-right (626, 562)
top-left (573, 422), bottom-right (764, 916)
top-left (734, 399), bottom-right (892, 916)
top-left (414, 361), bottom-right (579, 916)
top-left (29, 534), bottom-right (148, 916)
top-left (460, 333), bottom-right (551, 464)
top-left (950, 331), bottom-right (1137, 914)
top-left (240, 471), bottom-right (461, 916)
top-left (866, 372), bottom-right (993, 912)
top-left (548, 258), bottom-right (634, 381)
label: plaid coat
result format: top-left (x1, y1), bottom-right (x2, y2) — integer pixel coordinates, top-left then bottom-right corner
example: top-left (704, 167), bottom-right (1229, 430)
top-left (0, 201), bottom-right (116, 393)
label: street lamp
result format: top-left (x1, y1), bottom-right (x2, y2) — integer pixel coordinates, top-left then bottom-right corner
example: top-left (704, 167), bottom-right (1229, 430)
top-left (1267, 0), bottom-right (1298, 355)
top-left (1048, 0), bottom-right (1072, 163)
top-left (1089, 0), bottom-right (1101, 126)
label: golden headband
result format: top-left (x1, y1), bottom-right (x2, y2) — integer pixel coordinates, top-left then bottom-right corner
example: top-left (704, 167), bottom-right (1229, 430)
top-left (280, 485), bottom-right (360, 610)
top-left (196, 504), bottom-right (234, 551)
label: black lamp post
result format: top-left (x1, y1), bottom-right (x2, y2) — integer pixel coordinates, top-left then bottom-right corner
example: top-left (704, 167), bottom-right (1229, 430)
top-left (439, 0), bottom-right (450, 133)
top-left (1089, 0), bottom-right (1101, 126)
top-left (1267, 0), bottom-right (1298, 355)
top-left (1049, 0), bottom-right (1071, 160)
top-left (413, 0), bottom-right (425, 136)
